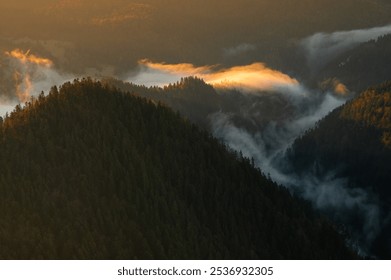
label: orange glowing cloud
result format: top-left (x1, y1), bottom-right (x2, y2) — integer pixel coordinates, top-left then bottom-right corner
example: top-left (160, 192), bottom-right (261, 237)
top-left (134, 60), bottom-right (300, 92)
top-left (334, 83), bottom-right (349, 95)
top-left (320, 78), bottom-right (350, 96)
top-left (139, 59), bottom-right (214, 75)
top-left (13, 71), bottom-right (32, 103)
top-left (5, 49), bottom-right (53, 67)
top-left (4, 49), bottom-right (56, 103)
top-left (206, 63), bottom-right (299, 90)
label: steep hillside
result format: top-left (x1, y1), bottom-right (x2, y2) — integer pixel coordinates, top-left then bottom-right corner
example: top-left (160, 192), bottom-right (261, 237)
top-left (287, 81), bottom-right (391, 258)
top-left (103, 76), bottom-right (297, 133)
top-left (103, 76), bottom-right (222, 129)
top-left (288, 81), bottom-right (391, 193)
top-left (0, 79), bottom-right (354, 259)
top-left (318, 34), bottom-right (391, 92)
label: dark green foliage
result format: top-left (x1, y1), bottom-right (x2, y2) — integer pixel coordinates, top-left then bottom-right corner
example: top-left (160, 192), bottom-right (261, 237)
top-left (288, 81), bottom-right (391, 194)
top-left (102, 76), bottom-right (296, 133)
top-left (0, 78), bottom-right (354, 259)
top-left (102, 76), bottom-right (221, 129)
top-left (287, 81), bottom-right (391, 258)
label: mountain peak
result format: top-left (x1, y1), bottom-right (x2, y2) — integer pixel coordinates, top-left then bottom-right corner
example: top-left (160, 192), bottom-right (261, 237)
top-left (0, 79), bottom-right (354, 259)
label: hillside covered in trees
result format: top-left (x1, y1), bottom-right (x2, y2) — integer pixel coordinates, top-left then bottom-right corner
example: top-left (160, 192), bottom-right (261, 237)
top-left (103, 76), bottom-right (297, 133)
top-left (0, 79), bottom-right (355, 259)
top-left (318, 34), bottom-right (391, 92)
top-left (287, 81), bottom-right (391, 258)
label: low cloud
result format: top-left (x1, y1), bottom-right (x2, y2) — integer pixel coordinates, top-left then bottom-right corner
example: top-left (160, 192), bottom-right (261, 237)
top-left (210, 89), bottom-right (346, 178)
top-left (296, 172), bottom-right (382, 257)
top-left (320, 78), bottom-right (350, 96)
top-left (301, 24), bottom-right (391, 71)
top-left (129, 60), bottom-right (301, 94)
top-left (0, 49), bottom-right (73, 114)
top-left (209, 81), bottom-right (380, 256)
top-left (5, 49), bottom-right (53, 67)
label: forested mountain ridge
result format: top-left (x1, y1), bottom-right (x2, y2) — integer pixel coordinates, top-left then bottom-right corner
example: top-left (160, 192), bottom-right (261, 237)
top-left (288, 81), bottom-right (391, 177)
top-left (0, 79), bottom-right (354, 259)
top-left (318, 34), bottom-right (391, 92)
top-left (102, 76), bottom-right (296, 133)
top-left (102, 76), bottom-right (222, 129)
top-left (339, 81), bottom-right (391, 147)
top-left (286, 81), bottom-right (391, 258)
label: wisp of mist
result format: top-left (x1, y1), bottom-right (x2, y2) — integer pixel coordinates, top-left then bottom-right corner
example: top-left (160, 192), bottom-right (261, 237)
top-left (128, 46), bottom-right (384, 256)
top-left (3, 24), bottom-right (391, 257)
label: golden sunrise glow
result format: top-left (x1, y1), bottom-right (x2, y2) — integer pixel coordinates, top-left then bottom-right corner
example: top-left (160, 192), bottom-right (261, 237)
top-left (140, 59), bottom-right (214, 75)
top-left (206, 63), bottom-right (299, 90)
top-left (13, 71), bottom-right (32, 103)
top-left (138, 60), bottom-right (299, 91)
top-left (4, 49), bottom-right (54, 102)
top-left (5, 49), bottom-right (53, 67)
top-left (320, 78), bottom-right (350, 96)
top-left (334, 82), bottom-right (349, 95)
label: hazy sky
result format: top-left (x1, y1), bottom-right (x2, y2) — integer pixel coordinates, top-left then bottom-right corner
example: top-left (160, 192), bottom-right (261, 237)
top-left (1, 0), bottom-right (390, 74)
top-left (1, 0), bottom-right (391, 107)
top-left (1, 0), bottom-right (390, 109)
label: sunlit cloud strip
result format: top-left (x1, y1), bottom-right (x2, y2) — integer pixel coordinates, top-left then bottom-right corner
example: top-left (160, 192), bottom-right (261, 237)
top-left (3, 49), bottom-right (71, 104)
top-left (130, 60), bottom-right (300, 93)
top-left (5, 49), bottom-right (53, 67)
top-left (5, 49), bottom-right (53, 102)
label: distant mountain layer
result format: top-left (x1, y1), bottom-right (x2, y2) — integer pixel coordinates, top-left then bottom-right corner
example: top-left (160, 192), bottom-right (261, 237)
top-left (340, 82), bottom-right (391, 146)
top-left (287, 81), bottom-right (391, 258)
top-left (0, 79), bottom-right (354, 259)
top-left (103, 76), bottom-right (298, 133)
top-left (319, 34), bottom-right (391, 92)
top-left (288, 81), bottom-right (391, 188)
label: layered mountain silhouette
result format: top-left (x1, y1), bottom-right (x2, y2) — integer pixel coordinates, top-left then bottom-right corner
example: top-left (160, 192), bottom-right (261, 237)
top-left (287, 81), bottom-right (391, 258)
top-left (0, 78), bottom-right (354, 259)
top-left (318, 34), bottom-right (391, 92)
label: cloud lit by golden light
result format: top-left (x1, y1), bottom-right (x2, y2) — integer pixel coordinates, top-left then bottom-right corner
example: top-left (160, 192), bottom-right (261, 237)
top-left (13, 71), bottom-right (32, 103)
top-left (320, 78), bottom-right (350, 96)
top-left (206, 63), bottom-right (299, 91)
top-left (5, 49), bottom-right (53, 68)
top-left (4, 49), bottom-right (54, 102)
top-left (133, 60), bottom-right (300, 93)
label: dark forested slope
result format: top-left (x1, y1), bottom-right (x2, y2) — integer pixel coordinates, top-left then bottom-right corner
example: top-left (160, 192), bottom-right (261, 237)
top-left (287, 81), bottom-right (391, 258)
top-left (288, 81), bottom-right (391, 196)
top-left (0, 79), bottom-right (354, 259)
top-left (103, 76), bottom-right (297, 133)
top-left (319, 34), bottom-right (391, 92)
